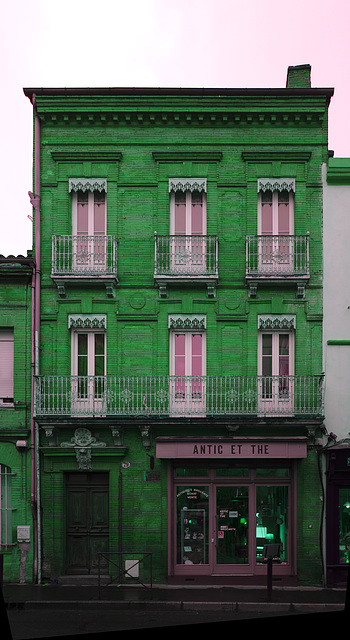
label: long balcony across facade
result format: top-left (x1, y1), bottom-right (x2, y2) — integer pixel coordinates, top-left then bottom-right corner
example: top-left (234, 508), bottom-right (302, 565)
top-left (154, 235), bottom-right (218, 277)
top-left (34, 374), bottom-right (324, 418)
top-left (52, 235), bottom-right (118, 277)
top-left (246, 234), bottom-right (309, 277)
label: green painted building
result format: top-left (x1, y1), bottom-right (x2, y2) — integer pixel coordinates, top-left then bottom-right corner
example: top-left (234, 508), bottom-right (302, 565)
top-left (24, 64), bottom-right (333, 586)
top-left (0, 254), bottom-right (35, 583)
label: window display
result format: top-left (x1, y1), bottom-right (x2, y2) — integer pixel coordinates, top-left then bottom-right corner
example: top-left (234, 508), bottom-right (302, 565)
top-left (339, 488), bottom-right (350, 564)
top-left (176, 487), bottom-right (209, 565)
top-left (256, 486), bottom-right (288, 564)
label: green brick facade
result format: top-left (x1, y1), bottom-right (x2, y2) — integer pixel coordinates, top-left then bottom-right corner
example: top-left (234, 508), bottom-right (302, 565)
top-left (0, 257), bottom-right (35, 582)
top-left (23, 65), bottom-right (333, 586)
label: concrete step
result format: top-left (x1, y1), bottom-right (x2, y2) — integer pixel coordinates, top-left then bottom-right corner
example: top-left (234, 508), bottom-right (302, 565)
top-left (58, 575), bottom-right (111, 586)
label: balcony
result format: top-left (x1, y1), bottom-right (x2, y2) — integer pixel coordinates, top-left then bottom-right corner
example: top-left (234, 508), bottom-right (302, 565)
top-left (154, 234), bottom-right (218, 298)
top-left (245, 234), bottom-right (309, 297)
top-left (34, 374), bottom-right (324, 419)
top-left (51, 235), bottom-right (118, 297)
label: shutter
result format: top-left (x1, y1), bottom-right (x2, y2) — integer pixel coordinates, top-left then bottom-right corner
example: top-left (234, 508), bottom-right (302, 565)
top-left (0, 331), bottom-right (14, 400)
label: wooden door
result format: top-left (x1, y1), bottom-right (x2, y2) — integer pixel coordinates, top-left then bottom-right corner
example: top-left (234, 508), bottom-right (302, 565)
top-left (66, 473), bottom-right (109, 574)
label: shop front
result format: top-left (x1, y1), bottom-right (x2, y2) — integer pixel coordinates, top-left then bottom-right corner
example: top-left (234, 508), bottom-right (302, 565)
top-left (157, 437), bottom-right (307, 584)
top-left (326, 443), bottom-right (350, 586)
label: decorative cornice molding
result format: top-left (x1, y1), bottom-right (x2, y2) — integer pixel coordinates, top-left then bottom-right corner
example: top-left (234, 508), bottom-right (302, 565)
top-left (68, 314), bottom-right (107, 329)
top-left (242, 151), bottom-right (311, 163)
top-left (69, 178), bottom-right (107, 192)
top-left (327, 158), bottom-right (350, 185)
top-left (51, 150), bottom-right (122, 162)
top-left (258, 178), bottom-right (295, 192)
top-left (169, 178), bottom-right (207, 193)
top-left (153, 152), bottom-right (223, 162)
top-left (258, 314), bottom-right (296, 330)
top-left (168, 314), bottom-right (206, 330)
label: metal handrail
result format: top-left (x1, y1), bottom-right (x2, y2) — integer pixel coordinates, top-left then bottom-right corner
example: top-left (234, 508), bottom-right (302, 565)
top-left (52, 235), bottom-right (118, 276)
top-left (246, 234), bottom-right (309, 276)
top-left (155, 234), bottom-right (218, 276)
top-left (34, 374), bottom-right (324, 418)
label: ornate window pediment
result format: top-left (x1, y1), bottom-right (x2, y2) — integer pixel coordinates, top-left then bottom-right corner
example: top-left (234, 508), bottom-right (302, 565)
top-left (68, 314), bottom-right (107, 329)
top-left (258, 314), bottom-right (296, 330)
top-left (69, 178), bottom-right (107, 193)
top-left (257, 178), bottom-right (295, 193)
top-left (169, 178), bottom-right (207, 193)
top-left (168, 314), bottom-right (206, 330)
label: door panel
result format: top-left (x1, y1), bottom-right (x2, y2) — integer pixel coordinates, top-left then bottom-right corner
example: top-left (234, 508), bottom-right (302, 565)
top-left (66, 473), bottom-right (109, 575)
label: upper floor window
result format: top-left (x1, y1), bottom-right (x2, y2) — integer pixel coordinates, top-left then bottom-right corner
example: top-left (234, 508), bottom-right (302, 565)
top-left (169, 178), bottom-right (207, 236)
top-left (0, 330), bottom-right (14, 406)
top-left (258, 178), bottom-right (295, 235)
top-left (73, 189), bottom-right (106, 237)
top-left (257, 314), bottom-right (296, 413)
top-left (257, 178), bottom-right (295, 271)
top-left (169, 314), bottom-right (206, 415)
top-left (69, 178), bottom-right (107, 272)
top-left (69, 314), bottom-right (107, 414)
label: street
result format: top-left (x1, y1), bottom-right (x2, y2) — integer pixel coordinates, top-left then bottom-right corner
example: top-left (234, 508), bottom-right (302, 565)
top-left (5, 606), bottom-right (342, 639)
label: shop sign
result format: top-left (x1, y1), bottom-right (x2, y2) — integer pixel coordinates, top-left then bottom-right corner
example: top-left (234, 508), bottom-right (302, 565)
top-left (156, 440), bottom-right (307, 459)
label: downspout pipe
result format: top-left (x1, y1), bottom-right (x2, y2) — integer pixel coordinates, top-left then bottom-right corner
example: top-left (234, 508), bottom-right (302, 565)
top-left (28, 93), bottom-right (41, 584)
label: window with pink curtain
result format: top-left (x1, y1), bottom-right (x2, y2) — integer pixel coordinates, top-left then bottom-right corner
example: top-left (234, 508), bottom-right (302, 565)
top-left (0, 330), bottom-right (14, 402)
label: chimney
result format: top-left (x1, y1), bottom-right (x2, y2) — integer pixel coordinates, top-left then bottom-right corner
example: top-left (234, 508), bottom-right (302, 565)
top-left (286, 64), bottom-right (311, 88)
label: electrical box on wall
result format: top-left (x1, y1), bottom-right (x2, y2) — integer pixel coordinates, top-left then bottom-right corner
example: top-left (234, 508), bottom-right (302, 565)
top-left (17, 526), bottom-right (30, 543)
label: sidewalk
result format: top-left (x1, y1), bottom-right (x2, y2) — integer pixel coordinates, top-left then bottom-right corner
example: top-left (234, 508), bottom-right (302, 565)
top-left (2, 582), bottom-right (347, 615)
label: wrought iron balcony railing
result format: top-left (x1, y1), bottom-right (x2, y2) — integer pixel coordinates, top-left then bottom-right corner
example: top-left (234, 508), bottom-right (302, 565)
top-left (154, 234), bottom-right (218, 277)
top-left (246, 235), bottom-right (309, 277)
top-left (34, 374), bottom-right (324, 419)
top-left (52, 235), bottom-right (118, 277)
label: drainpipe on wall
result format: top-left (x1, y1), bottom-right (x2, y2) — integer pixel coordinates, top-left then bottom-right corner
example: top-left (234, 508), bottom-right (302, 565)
top-left (28, 93), bottom-right (41, 584)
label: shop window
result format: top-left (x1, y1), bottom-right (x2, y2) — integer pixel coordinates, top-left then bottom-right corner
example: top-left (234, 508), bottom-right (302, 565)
top-left (176, 486), bottom-right (209, 565)
top-left (215, 467), bottom-right (249, 477)
top-left (175, 467), bottom-right (209, 477)
top-left (338, 488), bottom-right (350, 564)
top-left (256, 467), bottom-right (290, 477)
top-left (256, 485), bottom-right (289, 564)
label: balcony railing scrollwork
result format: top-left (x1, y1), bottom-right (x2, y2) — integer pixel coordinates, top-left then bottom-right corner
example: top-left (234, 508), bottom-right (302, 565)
top-left (34, 374), bottom-right (324, 419)
top-left (155, 234), bottom-right (218, 277)
top-left (154, 234), bottom-right (219, 298)
top-left (52, 235), bottom-right (118, 277)
top-left (246, 234), bottom-right (309, 277)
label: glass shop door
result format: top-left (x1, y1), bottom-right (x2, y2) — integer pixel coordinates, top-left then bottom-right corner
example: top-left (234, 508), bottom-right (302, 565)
top-left (214, 486), bottom-right (252, 573)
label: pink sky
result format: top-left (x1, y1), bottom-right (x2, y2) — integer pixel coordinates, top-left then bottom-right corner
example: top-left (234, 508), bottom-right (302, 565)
top-left (1, 0), bottom-right (349, 255)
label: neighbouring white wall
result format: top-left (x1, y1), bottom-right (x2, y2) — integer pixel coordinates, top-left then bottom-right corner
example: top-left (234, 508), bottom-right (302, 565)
top-left (322, 162), bottom-right (350, 440)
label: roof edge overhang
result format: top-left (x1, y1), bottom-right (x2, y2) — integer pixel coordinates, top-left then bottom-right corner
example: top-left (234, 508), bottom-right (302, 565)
top-left (23, 86), bottom-right (335, 103)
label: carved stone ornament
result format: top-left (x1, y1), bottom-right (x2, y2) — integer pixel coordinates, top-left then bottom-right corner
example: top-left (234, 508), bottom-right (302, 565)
top-left (258, 314), bottom-right (296, 330)
top-left (68, 314), bottom-right (107, 329)
top-left (168, 314), bottom-right (206, 330)
top-left (257, 178), bottom-right (295, 193)
top-left (68, 178), bottom-right (107, 192)
top-left (169, 178), bottom-right (207, 193)
top-left (61, 428), bottom-right (106, 471)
